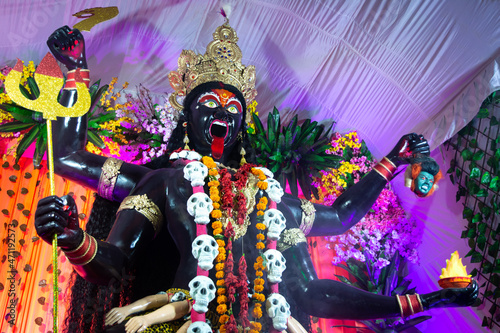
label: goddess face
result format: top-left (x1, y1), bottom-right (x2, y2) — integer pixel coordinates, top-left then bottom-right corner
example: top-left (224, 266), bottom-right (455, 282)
top-left (188, 88), bottom-right (244, 160)
top-left (415, 171), bottom-right (434, 196)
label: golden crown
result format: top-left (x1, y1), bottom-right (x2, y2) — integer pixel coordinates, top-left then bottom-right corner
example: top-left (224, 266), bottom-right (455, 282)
top-left (168, 21), bottom-right (257, 110)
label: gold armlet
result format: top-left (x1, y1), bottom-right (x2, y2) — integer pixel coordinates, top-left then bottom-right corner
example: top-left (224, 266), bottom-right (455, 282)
top-left (277, 228), bottom-right (307, 252)
top-left (98, 157), bottom-right (124, 200)
top-left (118, 194), bottom-right (163, 235)
top-left (299, 199), bottom-right (315, 236)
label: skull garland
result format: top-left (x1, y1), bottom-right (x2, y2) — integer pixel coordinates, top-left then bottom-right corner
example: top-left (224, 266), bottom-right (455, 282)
top-left (265, 178), bottom-right (284, 203)
top-left (187, 192), bottom-right (213, 224)
top-left (183, 161), bottom-right (208, 187)
top-left (263, 208), bottom-right (286, 240)
top-left (266, 293), bottom-right (291, 331)
top-left (192, 234), bottom-right (218, 270)
top-left (263, 249), bottom-right (286, 283)
top-left (188, 276), bottom-right (216, 313)
top-left (187, 321), bottom-right (212, 333)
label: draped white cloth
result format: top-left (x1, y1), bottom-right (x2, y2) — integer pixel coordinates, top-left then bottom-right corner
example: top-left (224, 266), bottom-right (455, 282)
top-left (1, 0), bottom-right (499, 331)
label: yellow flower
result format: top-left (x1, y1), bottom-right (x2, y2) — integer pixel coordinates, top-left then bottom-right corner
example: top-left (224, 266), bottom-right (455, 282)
top-left (257, 181), bottom-right (268, 190)
top-left (216, 279), bottom-right (226, 287)
top-left (216, 263), bottom-right (224, 271)
top-left (256, 222), bottom-right (266, 230)
top-left (213, 221), bottom-right (223, 230)
top-left (256, 233), bottom-right (265, 241)
top-left (211, 210), bottom-right (222, 218)
top-left (217, 288), bottom-right (226, 295)
top-left (256, 242), bottom-right (265, 250)
top-left (216, 304), bottom-right (227, 314)
top-left (256, 211), bottom-right (264, 216)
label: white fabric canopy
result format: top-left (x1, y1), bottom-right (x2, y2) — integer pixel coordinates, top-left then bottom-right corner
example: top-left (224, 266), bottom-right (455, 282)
top-left (1, 0), bottom-right (499, 331)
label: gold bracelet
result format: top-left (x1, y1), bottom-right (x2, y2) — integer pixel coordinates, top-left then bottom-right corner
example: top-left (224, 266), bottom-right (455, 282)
top-left (118, 194), bottom-right (164, 235)
top-left (277, 228), bottom-right (307, 252)
top-left (63, 232), bottom-right (88, 254)
top-left (98, 158), bottom-right (124, 200)
top-left (299, 199), bottom-right (315, 236)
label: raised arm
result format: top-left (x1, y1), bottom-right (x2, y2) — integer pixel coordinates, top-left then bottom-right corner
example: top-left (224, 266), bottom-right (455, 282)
top-left (47, 26), bottom-right (150, 201)
top-left (283, 133), bottom-right (430, 237)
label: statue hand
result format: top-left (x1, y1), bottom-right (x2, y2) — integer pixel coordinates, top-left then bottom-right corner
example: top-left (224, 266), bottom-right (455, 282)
top-left (386, 133), bottom-right (430, 167)
top-left (125, 315), bottom-right (151, 333)
top-left (34, 195), bottom-right (83, 250)
top-left (421, 279), bottom-right (480, 309)
top-left (105, 306), bottom-right (132, 326)
top-left (47, 26), bottom-right (87, 70)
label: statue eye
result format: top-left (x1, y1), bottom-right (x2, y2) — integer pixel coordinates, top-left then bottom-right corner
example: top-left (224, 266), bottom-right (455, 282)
top-left (202, 99), bottom-right (218, 108)
top-left (226, 104), bottom-right (239, 114)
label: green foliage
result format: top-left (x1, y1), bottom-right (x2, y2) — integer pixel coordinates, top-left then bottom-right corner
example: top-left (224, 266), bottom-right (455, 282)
top-left (249, 107), bottom-right (341, 200)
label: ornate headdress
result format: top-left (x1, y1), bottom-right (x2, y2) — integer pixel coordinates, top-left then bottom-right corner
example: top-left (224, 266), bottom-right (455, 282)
top-left (168, 19), bottom-right (257, 111)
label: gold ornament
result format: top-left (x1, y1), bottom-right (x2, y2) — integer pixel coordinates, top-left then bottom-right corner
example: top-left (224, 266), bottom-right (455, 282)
top-left (168, 20), bottom-right (257, 110)
top-left (73, 7), bottom-right (119, 32)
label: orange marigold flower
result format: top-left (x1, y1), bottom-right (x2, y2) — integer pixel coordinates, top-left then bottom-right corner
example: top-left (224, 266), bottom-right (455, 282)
top-left (209, 169), bottom-right (218, 176)
top-left (216, 239), bottom-right (225, 247)
top-left (216, 253), bottom-right (226, 262)
top-left (256, 233), bottom-right (265, 241)
top-left (256, 203), bottom-right (266, 210)
top-left (219, 325), bottom-right (226, 333)
top-left (255, 270), bottom-right (264, 277)
top-left (212, 202), bottom-right (220, 209)
top-left (250, 322), bottom-right (262, 331)
top-left (217, 295), bottom-right (227, 304)
top-left (257, 181), bottom-right (268, 190)
top-left (259, 197), bottom-right (268, 205)
top-left (256, 223), bottom-right (266, 230)
top-left (216, 263), bottom-right (225, 271)
top-left (256, 256), bottom-right (264, 263)
top-left (208, 180), bottom-right (220, 187)
top-left (216, 304), bottom-right (227, 314)
top-left (213, 221), bottom-right (223, 230)
top-left (210, 195), bottom-right (221, 202)
top-left (255, 242), bottom-right (265, 250)
top-left (213, 228), bottom-right (223, 235)
top-left (219, 314), bottom-right (229, 324)
top-left (216, 279), bottom-right (226, 287)
top-left (217, 288), bottom-right (226, 295)
top-left (211, 210), bottom-right (222, 218)
top-left (202, 156), bottom-right (216, 168)
top-left (254, 284), bottom-right (264, 292)
top-left (216, 271), bottom-right (224, 279)
top-left (210, 186), bottom-right (219, 194)
top-left (254, 278), bottom-right (265, 285)
top-left (256, 211), bottom-right (264, 216)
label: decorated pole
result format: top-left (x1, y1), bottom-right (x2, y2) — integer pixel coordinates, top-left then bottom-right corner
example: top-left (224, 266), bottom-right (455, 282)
top-left (4, 53), bottom-right (90, 333)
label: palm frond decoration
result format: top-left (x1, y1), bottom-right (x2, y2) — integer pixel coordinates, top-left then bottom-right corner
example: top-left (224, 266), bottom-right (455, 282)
top-left (249, 107), bottom-right (341, 200)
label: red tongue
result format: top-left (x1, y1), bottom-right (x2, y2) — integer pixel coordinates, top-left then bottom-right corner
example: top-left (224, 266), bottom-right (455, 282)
top-left (211, 136), bottom-right (224, 160)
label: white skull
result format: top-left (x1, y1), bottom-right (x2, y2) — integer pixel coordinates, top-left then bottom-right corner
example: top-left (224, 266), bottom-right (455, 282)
top-left (263, 249), bottom-right (286, 283)
top-left (170, 291), bottom-right (187, 302)
top-left (266, 293), bottom-right (291, 331)
top-left (187, 321), bottom-right (212, 333)
top-left (184, 161), bottom-right (208, 187)
top-left (187, 193), bottom-right (213, 224)
top-left (263, 209), bottom-right (286, 240)
top-left (192, 234), bottom-right (218, 270)
top-left (188, 276), bottom-right (216, 313)
top-left (265, 179), bottom-right (284, 203)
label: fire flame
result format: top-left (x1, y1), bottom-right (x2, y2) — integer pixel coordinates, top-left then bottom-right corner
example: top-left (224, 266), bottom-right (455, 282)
top-left (440, 251), bottom-right (471, 279)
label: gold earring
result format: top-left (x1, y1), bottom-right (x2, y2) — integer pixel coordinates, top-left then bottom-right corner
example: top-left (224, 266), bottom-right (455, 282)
top-left (183, 122), bottom-right (190, 150)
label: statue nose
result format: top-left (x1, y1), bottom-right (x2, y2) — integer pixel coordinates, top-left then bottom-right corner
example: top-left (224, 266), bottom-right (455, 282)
top-left (214, 108), bottom-right (228, 120)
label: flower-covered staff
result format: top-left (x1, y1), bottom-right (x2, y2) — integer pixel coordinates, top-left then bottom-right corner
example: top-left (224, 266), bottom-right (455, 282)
top-left (35, 18), bottom-right (477, 332)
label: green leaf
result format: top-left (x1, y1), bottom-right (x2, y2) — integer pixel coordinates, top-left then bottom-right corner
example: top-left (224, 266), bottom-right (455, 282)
top-left (489, 241), bottom-right (499, 257)
top-left (473, 150), bottom-right (485, 161)
top-left (463, 207), bottom-right (473, 219)
top-left (0, 120), bottom-right (34, 132)
top-left (477, 188), bottom-right (489, 197)
top-left (471, 251), bottom-right (483, 263)
top-left (469, 139), bottom-right (478, 148)
top-left (18, 84), bottom-right (33, 99)
top-left (482, 172), bottom-right (492, 184)
top-left (490, 176), bottom-right (500, 191)
top-left (481, 205), bottom-right (492, 219)
top-left (478, 235), bottom-right (487, 251)
top-left (26, 77), bottom-right (40, 98)
top-left (477, 108), bottom-right (489, 118)
top-left (33, 128), bottom-right (47, 167)
top-left (87, 130), bottom-right (105, 149)
top-left (491, 116), bottom-right (499, 126)
top-left (470, 167), bottom-right (480, 178)
top-left (461, 149), bottom-right (473, 161)
top-left (467, 181), bottom-right (480, 195)
top-left (478, 222), bottom-right (487, 234)
top-left (15, 124), bottom-right (39, 163)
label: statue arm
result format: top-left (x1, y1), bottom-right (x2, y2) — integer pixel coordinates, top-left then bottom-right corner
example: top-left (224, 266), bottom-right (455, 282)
top-left (36, 170), bottom-right (169, 285)
top-left (285, 133), bottom-right (431, 237)
top-left (105, 293), bottom-right (171, 326)
top-left (48, 26), bottom-right (151, 201)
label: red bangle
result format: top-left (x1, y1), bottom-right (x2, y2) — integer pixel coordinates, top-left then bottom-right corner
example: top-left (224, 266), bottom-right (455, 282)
top-left (396, 294), bottom-right (424, 318)
top-left (373, 157), bottom-right (397, 182)
top-left (64, 232), bottom-right (98, 266)
top-left (64, 69), bottom-right (90, 89)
